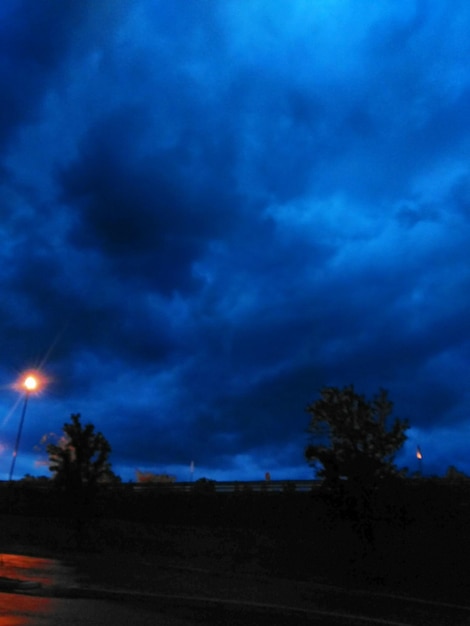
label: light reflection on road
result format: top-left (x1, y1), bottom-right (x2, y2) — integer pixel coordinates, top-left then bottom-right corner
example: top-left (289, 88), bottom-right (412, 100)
top-left (0, 592), bottom-right (52, 625)
top-left (1, 594), bottom-right (195, 626)
top-left (0, 554), bottom-right (192, 626)
top-left (0, 554), bottom-right (59, 586)
top-left (0, 553), bottom-right (73, 625)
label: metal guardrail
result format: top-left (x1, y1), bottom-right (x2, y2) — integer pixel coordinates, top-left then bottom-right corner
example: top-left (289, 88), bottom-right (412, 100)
top-left (132, 480), bottom-right (321, 493)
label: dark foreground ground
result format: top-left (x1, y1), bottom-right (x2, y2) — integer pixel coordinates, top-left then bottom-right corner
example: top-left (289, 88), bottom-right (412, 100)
top-left (1, 528), bottom-right (470, 626)
top-left (1, 484), bottom-right (470, 624)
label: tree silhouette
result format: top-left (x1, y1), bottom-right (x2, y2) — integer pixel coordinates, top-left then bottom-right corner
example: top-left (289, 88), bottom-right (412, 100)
top-left (47, 413), bottom-right (115, 493)
top-left (306, 386), bottom-right (410, 552)
top-left (305, 385), bottom-right (408, 489)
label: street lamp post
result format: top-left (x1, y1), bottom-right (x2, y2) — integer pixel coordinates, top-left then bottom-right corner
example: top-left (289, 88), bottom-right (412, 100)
top-left (8, 375), bottom-right (38, 482)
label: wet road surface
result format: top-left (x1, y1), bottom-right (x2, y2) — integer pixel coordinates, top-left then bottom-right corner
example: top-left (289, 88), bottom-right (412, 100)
top-left (2, 552), bottom-right (470, 625)
top-left (0, 553), bottom-right (194, 625)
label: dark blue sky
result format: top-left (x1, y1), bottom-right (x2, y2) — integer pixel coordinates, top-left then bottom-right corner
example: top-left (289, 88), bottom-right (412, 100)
top-left (1, 1), bottom-right (470, 482)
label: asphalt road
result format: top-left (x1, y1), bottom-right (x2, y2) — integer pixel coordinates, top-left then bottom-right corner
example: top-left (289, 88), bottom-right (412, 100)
top-left (0, 592), bottom-right (417, 626)
top-left (2, 552), bottom-right (470, 625)
top-left (4, 588), bottom-right (470, 626)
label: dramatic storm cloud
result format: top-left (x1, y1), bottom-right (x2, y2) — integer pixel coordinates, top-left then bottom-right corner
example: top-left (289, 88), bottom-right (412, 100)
top-left (1, 1), bottom-right (470, 481)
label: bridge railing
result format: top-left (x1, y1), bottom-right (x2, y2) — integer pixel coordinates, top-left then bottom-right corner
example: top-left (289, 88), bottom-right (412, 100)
top-left (132, 480), bottom-right (320, 493)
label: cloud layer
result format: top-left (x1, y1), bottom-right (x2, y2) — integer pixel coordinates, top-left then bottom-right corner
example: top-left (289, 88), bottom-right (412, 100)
top-left (1, 1), bottom-right (470, 480)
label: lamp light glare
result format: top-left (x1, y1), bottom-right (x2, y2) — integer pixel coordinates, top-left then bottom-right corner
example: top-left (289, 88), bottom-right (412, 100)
top-left (23, 375), bottom-right (38, 391)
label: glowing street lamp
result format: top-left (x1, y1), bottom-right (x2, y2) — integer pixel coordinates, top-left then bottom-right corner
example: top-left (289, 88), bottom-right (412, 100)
top-left (9, 372), bottom-right (43, 482)
top-left (23, 376), bottom-right (38, 392)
